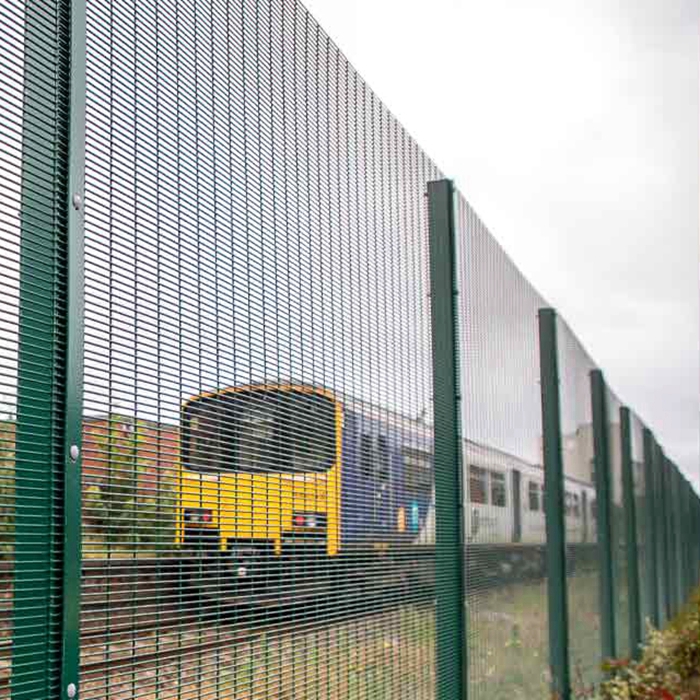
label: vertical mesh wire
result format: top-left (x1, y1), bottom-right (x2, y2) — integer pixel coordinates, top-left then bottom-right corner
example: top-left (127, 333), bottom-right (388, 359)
top-left (454, 195), bottom-right (551, 699)
top-left (81, 0), bottom-right (439, 696)
top-left (605, 390), bottom-right (628, 658)
top-left (555, 319), bottom-right (601, 691)
top-left (629, 414), bottom-right (649, 637)
top-left (0, 0), bottom-right (69, 696)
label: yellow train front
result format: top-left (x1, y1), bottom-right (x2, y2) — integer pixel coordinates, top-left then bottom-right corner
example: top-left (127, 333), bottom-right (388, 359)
top-left (176, 383), bottom-right (435, 599)
top-left (176, 384), bottom-right (344, 593)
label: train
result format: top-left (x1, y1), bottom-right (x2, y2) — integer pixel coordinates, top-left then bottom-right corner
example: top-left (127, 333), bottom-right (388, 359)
top-left (176, 383), bottom-right (597, 593)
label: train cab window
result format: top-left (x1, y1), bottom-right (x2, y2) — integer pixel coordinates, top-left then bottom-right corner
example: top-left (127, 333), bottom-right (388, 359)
top-left (528, 481), bottom-right (540, 511)
top-left (491, 471), bottom-right (507, 507)
top-left (469, 465), bottom-right (487, 505)
top-left (572, 493), bottom-right (581, 518)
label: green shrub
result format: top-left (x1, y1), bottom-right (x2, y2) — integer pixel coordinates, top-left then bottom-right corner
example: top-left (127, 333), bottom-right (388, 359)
top-left (595, 592), bottom-right (700, 700)
top-left (81, 416), bottom-right (176, 556)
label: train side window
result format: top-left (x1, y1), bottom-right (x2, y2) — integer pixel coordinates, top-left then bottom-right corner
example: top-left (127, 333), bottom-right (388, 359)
top-left (591, 499), bottom-right (597, 520)
top-left (376, 434), bottom-right (390, 481)
top-left (564, 491), bottom-right (572, 516)
top-left (360, 433), bottom-right (374, 478)
top-left (403, 448), bottom-right (431, 491)
top-left (469, 465), bottom-right (487, 505)
top-left (491, 471), bottom-right (507, 507)
top-left (573, 493), bottom-right (580, 518)
top-left (528, 481), bottom-right (539, 511)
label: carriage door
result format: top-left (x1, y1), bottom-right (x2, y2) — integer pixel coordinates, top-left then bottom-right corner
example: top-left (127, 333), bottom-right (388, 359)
top-left (375, 433), bottom-right (393, 531)
top-left (512, 469), bottom-right (522, 543)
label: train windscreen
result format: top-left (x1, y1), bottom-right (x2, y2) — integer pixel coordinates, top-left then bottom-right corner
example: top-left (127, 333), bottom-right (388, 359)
top-left (184, 390), bottom-right (337, 474)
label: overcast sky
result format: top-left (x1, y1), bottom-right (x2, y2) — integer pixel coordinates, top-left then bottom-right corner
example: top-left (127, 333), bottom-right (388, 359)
top-left (303, 0), bottom-right (700, 488)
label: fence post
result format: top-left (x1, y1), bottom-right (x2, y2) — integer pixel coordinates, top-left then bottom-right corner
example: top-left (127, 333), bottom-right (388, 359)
top-left (620, 407), bottom-right (642, 656)
top-left (672, 465), bottom-right (684, 610)
top-left (642, 429), bottom-right (660, 629)
top-left (538, 308), bottom-right (570, 700)
top-left (427, 179), bottom-right (467, 700)
top-left (656, 445), bottom-right (671, 624)
top-left (664, 459), bottom-right (675, 617)
top-left (14, 0), bottom-right (85, 696)
top-left (669, 464), bottom-right (679, 613)
top-left (687, 486), bottom-right (692, 595)
top-left (62, 0), bottom-right (87, 692)
top-left (590, 369), bottom-right (616, 661)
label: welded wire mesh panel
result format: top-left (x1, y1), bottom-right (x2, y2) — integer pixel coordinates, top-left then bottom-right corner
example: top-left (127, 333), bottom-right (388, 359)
top-left (0, 6), bottom-right (22, 693)
top-left (454, 195), bottom-right (550, 699)
top-left (556, 319), bottom-right (601, 691)
top-left (81, 0), bottom-right (439, 696)
top-left (605, 390), bottom-right (628, 657)
top-left (629, 413), bottom-right (649, 636)
top-left (0, 0), bottom-right (70, 696)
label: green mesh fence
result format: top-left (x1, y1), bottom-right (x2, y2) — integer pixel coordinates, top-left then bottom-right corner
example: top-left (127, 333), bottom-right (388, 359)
top-left (80, 0), bottom-right (440, 697)
top-left (629, 414), bottom-right (648, 637)
top-left (605, 389), bottom-right (629, 659)
top-left (453, 194), bottom-right (551, 700)
top-left (555, 319), bottom-right (602, 692)
top-left (0, 0), bottom-right (78, 696)
top-left (1, 0), bottom-right (700, 698)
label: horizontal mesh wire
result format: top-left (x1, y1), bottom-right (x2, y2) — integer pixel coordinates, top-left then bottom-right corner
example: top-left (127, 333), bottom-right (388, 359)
top-left (555, 318), bottom-right (601, 691)
top-left (81, 0), bottom-right (439, 696)
top-left (605, 389), bottom-right (629, 658)
top-left (0, 0), bottom-right (68, 696)
top-left (453, 194), bottom-right (551, 698)
top-left (629, 413), bottom-right (649, 636)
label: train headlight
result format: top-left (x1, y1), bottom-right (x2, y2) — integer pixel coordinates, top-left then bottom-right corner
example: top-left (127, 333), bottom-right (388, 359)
top-left (292, 512), bottom-right (325, 529)
top-left (184, 508), bottom-right (214, 525)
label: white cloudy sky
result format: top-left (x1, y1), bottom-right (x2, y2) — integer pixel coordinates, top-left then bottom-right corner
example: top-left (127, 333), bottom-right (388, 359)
top-left (303, 0), bottom-right (700, 487)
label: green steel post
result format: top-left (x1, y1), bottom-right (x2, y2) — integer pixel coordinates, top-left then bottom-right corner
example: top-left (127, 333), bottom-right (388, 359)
top-left (688, 492), bottom-right (691, 592)
top-left (427, 179), bottom-right (467, 700)
top-left (538, 308), bottom-right (571, 700)
top-left (642, 429), bottom-right (659, 629)
top-left (662, 458), bottom-right (673, 619)
top-left (678, 471), bottom-right (688, 603)
top-left (620, 408), bottom-right (642, 656)
top-left (664, 456), bottom-right (675, 619)
top-left (657, 445), bottom-right (671, 624)
top-left (686, 478), bottom-right (694, 597)
top-left (670, 462), bottom-right (680, 614)
top-left (672, 466), bottom-right (684, 609)
top-left (61, 0), bottom-right (86, 689)
top-left (666, 461), bottom-right (676, 616)
top-left (652, 442), bottom-right (664, 625)
top-left (679, 472), bottom-right (687, 603)
top-left (14, 0), bottom-right (85, 696)
top-left (688, 480), bottom-right (694, 595)
top-left (669, 465), bottom-right (679, 612)
top-left (590, 369), bottom-right (616, 661)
